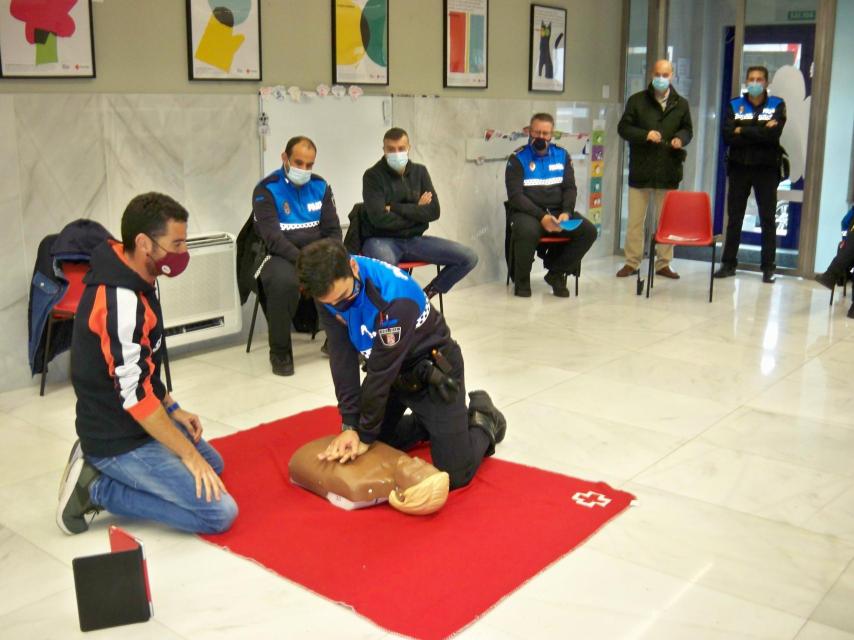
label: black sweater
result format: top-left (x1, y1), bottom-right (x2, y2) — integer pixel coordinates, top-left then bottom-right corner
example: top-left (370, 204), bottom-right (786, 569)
top-left (72, 241), bottom-right (166, 457)
top-left (361, 157), bottom-right (440, 239)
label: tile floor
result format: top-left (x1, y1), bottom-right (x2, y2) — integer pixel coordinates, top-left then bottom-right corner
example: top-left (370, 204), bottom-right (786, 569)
top-left (1, 256), bottom-right (853, 639)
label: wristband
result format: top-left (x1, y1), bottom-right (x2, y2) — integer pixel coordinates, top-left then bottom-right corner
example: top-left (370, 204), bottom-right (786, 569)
top-left (166, 402), bottom-right (180, 415)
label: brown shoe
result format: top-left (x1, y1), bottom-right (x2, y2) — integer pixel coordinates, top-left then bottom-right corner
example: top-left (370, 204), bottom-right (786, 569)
top-left (655, 266), bottom-right (681, 279)
top-left (616, 265), bottom-right (638, 278)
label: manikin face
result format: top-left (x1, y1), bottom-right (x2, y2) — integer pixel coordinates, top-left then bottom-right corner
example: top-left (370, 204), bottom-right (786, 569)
top-left (394, 456), bottom-right (440, 491)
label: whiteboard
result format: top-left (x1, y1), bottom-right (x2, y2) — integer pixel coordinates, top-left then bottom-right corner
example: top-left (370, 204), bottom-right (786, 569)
top-left (259, 92), bottom-right (393, 223)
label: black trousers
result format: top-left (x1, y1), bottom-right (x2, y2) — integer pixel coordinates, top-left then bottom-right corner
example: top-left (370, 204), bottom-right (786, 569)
top-left (377, 341), bottom-right (490, 490)
top-left (510, 212), bottom-right (598, 287)
top-left (722, 165), bottom-right (779, 271)
top-left (257, 255), bottom-right (300, 357)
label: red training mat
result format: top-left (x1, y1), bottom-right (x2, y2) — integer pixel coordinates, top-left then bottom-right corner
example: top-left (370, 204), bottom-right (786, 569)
top-left (202, 406), bottom-right (635, 640)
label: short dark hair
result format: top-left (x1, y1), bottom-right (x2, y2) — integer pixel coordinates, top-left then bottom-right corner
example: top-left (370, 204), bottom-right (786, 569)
top-left (121, 192), bottom-right (189, 252)
top-left (530, 112), bottom-right (555, 127)
top-left (297, 238), bottom-right (353, 298)
top-left (285, 135), bottom-right (317, 157)
top-left (383, 127), bottom-right (409, 143)
top-left (746, 65), bottom-right (769, 81)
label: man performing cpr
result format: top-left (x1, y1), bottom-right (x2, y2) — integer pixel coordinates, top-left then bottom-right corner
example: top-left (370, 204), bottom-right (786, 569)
top-left (297, 239), bottom-right (506, 489)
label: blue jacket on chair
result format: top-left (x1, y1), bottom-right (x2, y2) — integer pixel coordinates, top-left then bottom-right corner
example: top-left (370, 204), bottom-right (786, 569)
top-left (28, 219), bottom-right (113, 375)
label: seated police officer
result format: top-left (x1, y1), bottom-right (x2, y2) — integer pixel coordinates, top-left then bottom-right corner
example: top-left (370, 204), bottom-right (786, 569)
top-left (252, 136), bottom-right (342, 376)
top-left (505, 113), bottom-right (598, 298)
top-left (361, 127), bottom-right (478, 300)
top-left (296, 239), bottom-right (506, 490)
top-left (715, 65), bottom-right (787, 283)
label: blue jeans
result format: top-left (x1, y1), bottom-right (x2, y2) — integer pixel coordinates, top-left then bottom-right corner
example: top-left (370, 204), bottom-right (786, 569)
top-left (361, 236), bottom-right (478, 294)
top-left (87, 430), bottom-right (238, 534)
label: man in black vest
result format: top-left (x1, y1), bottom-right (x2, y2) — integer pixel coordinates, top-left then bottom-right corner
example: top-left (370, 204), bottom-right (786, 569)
top-left (715, 66), bottom-right (787, 283)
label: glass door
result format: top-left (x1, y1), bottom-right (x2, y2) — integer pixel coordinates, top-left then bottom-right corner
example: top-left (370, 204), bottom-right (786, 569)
top-left (714, 1), bottom-right (817, 270)
top-left (618, 0), bottom-right (649, 251)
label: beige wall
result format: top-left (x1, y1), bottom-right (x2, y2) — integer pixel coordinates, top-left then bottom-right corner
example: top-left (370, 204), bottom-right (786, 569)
top-left (0, 0), bottom-right (623, 101)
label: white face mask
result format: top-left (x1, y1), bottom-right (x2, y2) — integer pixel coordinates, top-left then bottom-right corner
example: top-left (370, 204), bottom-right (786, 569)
top-left (286, 164), bottom-right (311, 186)
top-left (385, 151), bottom-right (408, 172)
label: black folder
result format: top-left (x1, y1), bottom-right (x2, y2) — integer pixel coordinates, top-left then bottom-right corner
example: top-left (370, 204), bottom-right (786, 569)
top-left (72, 546), bottom-right (151, 631)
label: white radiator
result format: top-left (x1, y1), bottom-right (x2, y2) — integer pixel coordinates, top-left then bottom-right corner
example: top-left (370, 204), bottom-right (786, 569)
top-left (157, 232), bottom-right (242, 348)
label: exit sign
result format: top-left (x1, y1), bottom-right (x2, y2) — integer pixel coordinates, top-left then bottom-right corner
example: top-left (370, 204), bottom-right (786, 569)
top-left (788, 9), bottom-right (816, 20)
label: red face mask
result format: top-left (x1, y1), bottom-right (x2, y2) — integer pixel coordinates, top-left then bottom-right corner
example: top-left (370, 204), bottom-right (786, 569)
top-left (148, 236), bottom-right (190, 278)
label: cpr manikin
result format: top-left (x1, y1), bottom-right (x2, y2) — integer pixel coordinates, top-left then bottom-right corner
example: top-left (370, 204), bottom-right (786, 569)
top-left (289, 436), bottom-right (449, 515)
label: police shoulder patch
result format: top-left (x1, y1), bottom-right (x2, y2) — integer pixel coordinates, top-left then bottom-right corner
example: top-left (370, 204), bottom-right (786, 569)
top-left (377, 325), bottom-right (402, 347)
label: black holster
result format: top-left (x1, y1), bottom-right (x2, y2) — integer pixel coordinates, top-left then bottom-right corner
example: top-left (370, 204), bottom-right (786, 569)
top-left (394, 347), bottom-right (460, 404)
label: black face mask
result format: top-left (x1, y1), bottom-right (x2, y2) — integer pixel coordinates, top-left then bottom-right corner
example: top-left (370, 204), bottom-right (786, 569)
top-left (332, 276), bottom-right (361, 312)
top-left (532, 138), bottom-right (548, 151)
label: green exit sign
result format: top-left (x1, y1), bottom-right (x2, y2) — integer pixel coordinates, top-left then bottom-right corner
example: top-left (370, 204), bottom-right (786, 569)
top-left (788, 9), bottom-right (816, 20)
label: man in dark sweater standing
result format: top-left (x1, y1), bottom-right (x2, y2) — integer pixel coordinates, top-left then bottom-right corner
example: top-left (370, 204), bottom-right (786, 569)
top-left (360, 127), bottom-right (477, 300)
top-left (617, 59), bottom-right (693, 280)
top-left (56, 193), bottom-right (237, 535)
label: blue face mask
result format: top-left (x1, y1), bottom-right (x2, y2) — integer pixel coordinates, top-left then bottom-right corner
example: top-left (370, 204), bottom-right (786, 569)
top-left (385, 151), bottom-right (408, 173)
top-left (286, 164), bottom-right (311, 186)
top-left (332, 276), bottom-right (361, 312)
top-left (746, 82), bottom-right (765, 97)
top-left (652, 76), bottom-right (670, 92)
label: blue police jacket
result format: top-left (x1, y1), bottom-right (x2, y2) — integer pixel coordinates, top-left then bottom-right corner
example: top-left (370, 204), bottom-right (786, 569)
top-left (251, 168), bottom-right (340, 263)
top-left (321, 256), bottom-right (450, 442)
top-left (505, 142), bottom-right (577, 218)
top-left (723, 92), bottom-right (787, 168)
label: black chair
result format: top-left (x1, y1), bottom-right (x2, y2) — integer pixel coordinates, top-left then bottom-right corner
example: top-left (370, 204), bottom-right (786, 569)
top-left (246, 288), bottom-right (320, 353)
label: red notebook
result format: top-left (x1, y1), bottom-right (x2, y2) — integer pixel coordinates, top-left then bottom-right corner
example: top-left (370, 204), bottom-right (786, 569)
top-left (109, 526), bottom-right (153, 616)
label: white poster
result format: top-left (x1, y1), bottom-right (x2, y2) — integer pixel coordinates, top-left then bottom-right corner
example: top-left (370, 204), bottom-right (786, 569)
top-left (188, 0), bottom-right (261, 81)
top-left (529, 4), bottom-right (566, 92)
top-left (0, 0), bottom-right (95, 78)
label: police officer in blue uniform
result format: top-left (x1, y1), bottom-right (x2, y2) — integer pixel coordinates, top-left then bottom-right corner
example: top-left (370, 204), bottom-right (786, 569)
top-left (716, 66), bottom-right (787, 283)
top-left (252, 136), bottom-right (342, 375)
top-left (296, 239), bottom-right (506, 489)
top-left (505, 113), bottom-right (598, 297)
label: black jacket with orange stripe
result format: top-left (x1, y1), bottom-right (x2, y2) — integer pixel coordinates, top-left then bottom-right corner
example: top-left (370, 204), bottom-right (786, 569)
top-left (72, 240), bottom-right (166, 457)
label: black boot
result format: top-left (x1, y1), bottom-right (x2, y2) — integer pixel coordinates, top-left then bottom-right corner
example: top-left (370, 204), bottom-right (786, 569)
top-left (270, 351), bottom-right (294, 376)
top-left (467, 390), bottom-right (507, 457)
top-left (544, 271), bottom-right (570, 297)
top-left (714, 264), bottom-right (736, 279)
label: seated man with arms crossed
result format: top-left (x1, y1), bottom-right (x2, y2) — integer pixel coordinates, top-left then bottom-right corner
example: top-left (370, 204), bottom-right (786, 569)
top-left (361, 127), bottom-right (477, 300)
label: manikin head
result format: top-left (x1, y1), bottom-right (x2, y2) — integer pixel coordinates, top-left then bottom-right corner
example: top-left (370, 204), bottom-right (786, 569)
top-left (388, 456), bottom-right (450, 516)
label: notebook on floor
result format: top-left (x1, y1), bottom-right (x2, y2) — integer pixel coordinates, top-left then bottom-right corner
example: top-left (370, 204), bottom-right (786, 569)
top-left (72, 526), bottom-right (152, 631)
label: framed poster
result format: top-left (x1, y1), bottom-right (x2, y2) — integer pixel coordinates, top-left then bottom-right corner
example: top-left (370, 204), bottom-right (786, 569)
top-left (332, 0), bottom-right (388, 85)
top-left (443, 0), bottom-right (488, 88)
top-left (186, 0), bottom-right (261, 81)
top-left (0, 0), bottom-right (95, 78)
top-left (528, 4), bottom-right (566, 92)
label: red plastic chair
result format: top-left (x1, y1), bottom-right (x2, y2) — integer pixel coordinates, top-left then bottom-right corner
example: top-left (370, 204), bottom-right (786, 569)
top-left (40, 262), bottom-right (89, 396)
top-left (643, 191), bottom-right (716, 302)
top-left (398, 261), bottom-right (444, 314)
